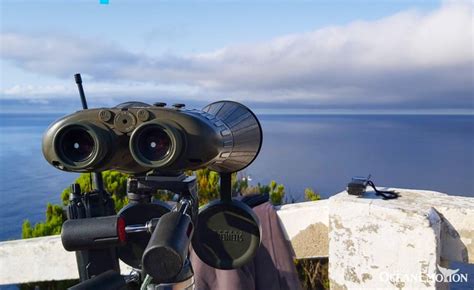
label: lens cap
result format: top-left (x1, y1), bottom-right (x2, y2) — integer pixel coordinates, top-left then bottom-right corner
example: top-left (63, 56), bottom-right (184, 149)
top-left (117, 202), bottom-right (171, 268)
top-left (192, 200), bottom-right (261, 269)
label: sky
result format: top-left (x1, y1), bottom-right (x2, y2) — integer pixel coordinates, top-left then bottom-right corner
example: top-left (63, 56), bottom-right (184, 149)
top-left (0, 0), bottom-right (473, 114)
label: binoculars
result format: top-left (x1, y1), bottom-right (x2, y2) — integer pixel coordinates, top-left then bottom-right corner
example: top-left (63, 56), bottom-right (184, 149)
top-left (42, 71), bottom-right (264, 288)
top-left (42, 100), bottom-right (262, 174)
top-left (42, 95), bottom-right (265, 289)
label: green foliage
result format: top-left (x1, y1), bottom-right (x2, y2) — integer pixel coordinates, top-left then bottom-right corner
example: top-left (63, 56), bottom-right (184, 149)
top-left (304, 188), bottom-right (321, 201)
top-left (194, 168), bottom-right (220, 205)
top-left (192, 169), bottom-right (251, 206)
top-left (22, 203), bottom-right (66, 239)
top-left (268, 180), bottom-right (286, 205)
top-left (252, 180), bottom-right (286, 205)
top-left (22, 171), bottom-right (129, 239)
top-left (60, 171), bottom-right (129, 211)
top-left (233, 172), bottom-right (250, 194)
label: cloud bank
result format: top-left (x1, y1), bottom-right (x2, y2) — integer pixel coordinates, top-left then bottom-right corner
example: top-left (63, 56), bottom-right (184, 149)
top-left (1, 2), bottom-right (473, 110)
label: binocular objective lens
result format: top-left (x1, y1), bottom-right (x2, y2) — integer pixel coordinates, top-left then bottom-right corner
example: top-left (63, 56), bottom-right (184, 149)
top-left (59, 127), bottom-right (95, 162)
top-left (137, 127), bottom-right (171, 161)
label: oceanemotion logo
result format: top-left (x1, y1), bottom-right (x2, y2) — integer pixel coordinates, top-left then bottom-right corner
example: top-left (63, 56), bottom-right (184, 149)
top-left (436, 265), bottom-right (468, 283)
top-left (379, 265), bottom-right (468, 284)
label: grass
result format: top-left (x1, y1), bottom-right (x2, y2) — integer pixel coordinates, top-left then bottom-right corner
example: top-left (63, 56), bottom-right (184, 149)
top-left (295, 258), bottom-right (330, 290)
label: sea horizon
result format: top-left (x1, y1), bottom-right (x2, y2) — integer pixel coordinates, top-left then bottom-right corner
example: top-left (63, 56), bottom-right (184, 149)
top-left (1, 107), bottom-right (474, 116)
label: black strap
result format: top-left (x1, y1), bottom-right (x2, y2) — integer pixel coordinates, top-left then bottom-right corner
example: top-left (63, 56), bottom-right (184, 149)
top-left (367, 181), bottom-right (399, 200)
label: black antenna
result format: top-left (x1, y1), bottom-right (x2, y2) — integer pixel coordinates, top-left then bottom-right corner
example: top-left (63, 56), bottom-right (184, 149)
top-left (74, 73), bottom-right (88, 110)
top-left (74, 73), bottom-right (104, 191)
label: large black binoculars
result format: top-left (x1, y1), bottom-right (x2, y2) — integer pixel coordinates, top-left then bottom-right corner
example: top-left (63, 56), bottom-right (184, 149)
top-left (45, 97), bottom-right (265, 288)
top-left (42, 100), bottom-right (262, 174)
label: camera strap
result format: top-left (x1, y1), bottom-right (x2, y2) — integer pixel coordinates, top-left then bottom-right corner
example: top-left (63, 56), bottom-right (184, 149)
top-left (366, 180), bottom-right (399, 200)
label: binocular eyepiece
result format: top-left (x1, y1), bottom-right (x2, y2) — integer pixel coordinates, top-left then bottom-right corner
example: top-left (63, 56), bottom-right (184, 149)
top-left (42, 101), bottom-right (262, 174)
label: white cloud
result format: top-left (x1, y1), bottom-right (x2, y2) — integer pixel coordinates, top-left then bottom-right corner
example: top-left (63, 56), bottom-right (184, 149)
top-left (1, 2), bottom-right (473, 109)
top-left (1, 82), bottom-right (203, 102)
top-left (1, 33), bottom-right (139, 79)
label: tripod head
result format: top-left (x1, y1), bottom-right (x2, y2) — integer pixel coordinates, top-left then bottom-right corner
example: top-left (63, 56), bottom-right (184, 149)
top-left (62, 172), bottom-right (198, 288)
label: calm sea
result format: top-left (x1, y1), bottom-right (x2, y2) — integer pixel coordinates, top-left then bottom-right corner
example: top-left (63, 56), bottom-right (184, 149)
top-left (0, 113), bottom-right (473, 241)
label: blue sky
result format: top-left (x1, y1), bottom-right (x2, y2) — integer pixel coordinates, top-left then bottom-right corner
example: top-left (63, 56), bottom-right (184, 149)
top-left (1, 0), bottom-right (472, 113)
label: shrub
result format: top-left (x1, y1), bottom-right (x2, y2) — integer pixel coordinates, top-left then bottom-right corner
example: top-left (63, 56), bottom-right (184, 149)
top-left (304, 188), bottom-right (321, 201)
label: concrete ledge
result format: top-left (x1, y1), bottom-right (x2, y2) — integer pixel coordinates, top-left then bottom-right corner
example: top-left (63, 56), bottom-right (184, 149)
top-left (0, 235), bottom-right (134, 285)
top-left (276, 199), bottom-right (329, 258)
top-left (0, 235), bottom-right (77, 284)
top-left (328, 188), bottom-right (474, 290)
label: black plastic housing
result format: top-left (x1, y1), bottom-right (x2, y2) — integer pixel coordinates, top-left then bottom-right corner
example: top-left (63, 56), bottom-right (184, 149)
top-left (42, 101), bottom-right (262, 174)
top-left (142, 211), bottom-right (193, 282)
top-left (61, 216), bottom-right (125, 251)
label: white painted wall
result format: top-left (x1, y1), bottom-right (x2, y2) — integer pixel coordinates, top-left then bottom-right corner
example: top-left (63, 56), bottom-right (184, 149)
top-left (328, 188), bottom-right (474, 290)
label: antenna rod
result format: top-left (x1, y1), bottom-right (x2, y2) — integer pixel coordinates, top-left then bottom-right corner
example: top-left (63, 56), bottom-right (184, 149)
top-left (74, 73), bottom-right (88, 110)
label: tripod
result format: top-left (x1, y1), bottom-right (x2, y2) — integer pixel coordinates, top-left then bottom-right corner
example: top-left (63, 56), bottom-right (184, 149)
top-left (125, 171), bottom-right (198, 288)
top-left (65, 171), bottom-right (199, 290)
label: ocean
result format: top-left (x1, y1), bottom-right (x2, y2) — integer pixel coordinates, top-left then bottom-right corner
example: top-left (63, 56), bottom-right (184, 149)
top-left (0, 113), bottom-right (473, 241)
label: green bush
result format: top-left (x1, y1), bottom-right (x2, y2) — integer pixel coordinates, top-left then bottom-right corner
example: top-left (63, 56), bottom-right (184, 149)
top-left (22, 170), bottom-right (130, 239)
top-left (193, 168), bottom-right (221, 205)
top-left (22, 203), bottom-right (66, 239)
top-left (304, 188), bottom-right (321, 201)
top-left (261, 180), bottom-right (285, 205)
top-left (59, 170), bottom-right (129, 211)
